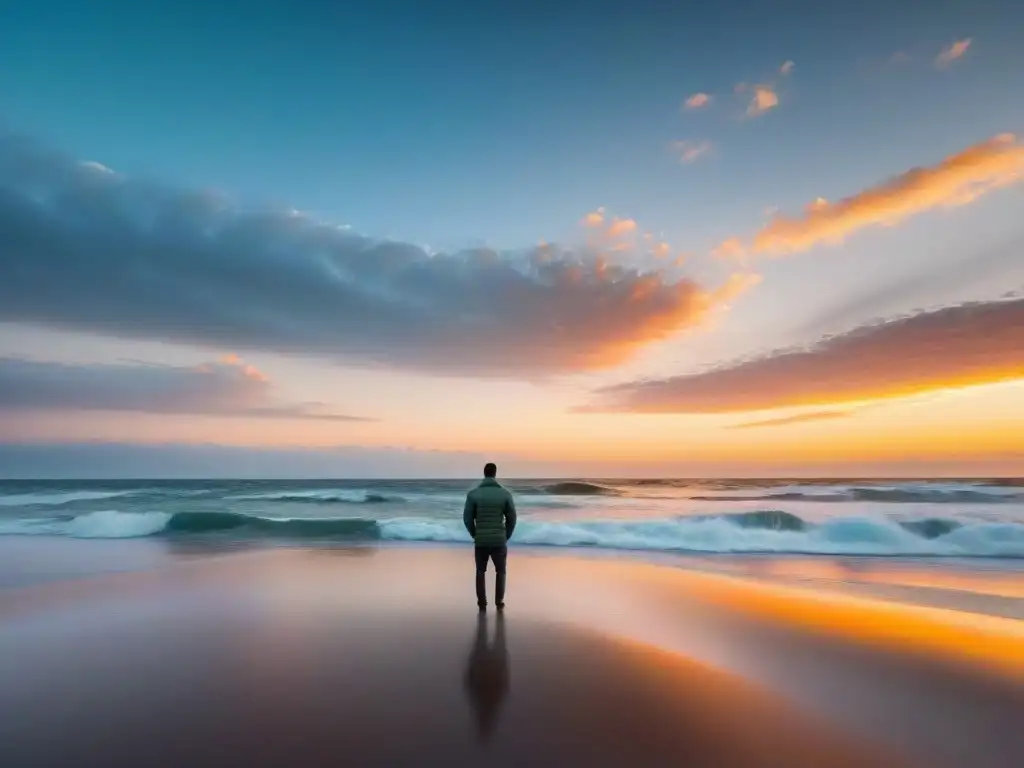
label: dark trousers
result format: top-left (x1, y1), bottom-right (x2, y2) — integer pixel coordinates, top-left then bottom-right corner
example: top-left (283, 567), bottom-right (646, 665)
top-left (474, 545), bottom-right (507, 607)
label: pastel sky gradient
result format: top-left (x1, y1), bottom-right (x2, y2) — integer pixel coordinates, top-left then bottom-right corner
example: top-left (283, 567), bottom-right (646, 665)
top-left (1, 0), bottom-right (1023, 477)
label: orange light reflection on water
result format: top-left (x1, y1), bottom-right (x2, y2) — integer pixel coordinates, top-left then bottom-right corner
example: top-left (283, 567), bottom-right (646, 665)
top-left (621, 562), bottom-right (1024, 680)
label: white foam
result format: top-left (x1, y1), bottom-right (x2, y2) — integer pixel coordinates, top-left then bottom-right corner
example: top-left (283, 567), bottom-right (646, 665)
top-left (940, 523), bottom-right (1024, 558)
top-left (379, 518), bottom-right (469, 542)
top-left (62, 510), bottom-right (172, 538)
top-left (0, 510), bottom-right (172, 538)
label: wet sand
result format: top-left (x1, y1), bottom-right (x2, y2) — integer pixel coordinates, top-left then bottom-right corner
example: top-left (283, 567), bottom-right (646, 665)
top-left (1, 542), bottom-right (1023, 767)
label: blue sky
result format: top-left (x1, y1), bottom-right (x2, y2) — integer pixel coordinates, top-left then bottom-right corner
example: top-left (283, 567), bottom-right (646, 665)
top-left (1, 0), bottom-right (1023, 476)
top-left (6, 0), bottom-right (1022, 249)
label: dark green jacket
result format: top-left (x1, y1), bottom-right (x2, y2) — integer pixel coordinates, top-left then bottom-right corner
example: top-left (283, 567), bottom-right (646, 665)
top-left (463, 478), bottom-right (517, 547)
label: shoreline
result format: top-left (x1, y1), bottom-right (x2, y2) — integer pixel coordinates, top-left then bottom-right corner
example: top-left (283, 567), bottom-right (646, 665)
top-left (3, 535), bottom-right (1023, 619)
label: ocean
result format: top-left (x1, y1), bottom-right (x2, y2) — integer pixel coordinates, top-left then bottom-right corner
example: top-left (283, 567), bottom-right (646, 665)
top-left (2, 478), bottom-right (1023, 558)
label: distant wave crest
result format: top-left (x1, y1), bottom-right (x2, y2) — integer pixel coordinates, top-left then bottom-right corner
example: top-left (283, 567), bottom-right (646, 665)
top-left (0, 490), bottom-right (138, 507)
top-left (688, 486), bottom-right (1020, 504)
top-left (851, 487), bottom-right (1015, 504)
top-left (229, 490), bottom-right (403, 504)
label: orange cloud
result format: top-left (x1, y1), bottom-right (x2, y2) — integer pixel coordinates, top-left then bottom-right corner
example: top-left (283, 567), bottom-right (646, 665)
top-left (752, 134), bottom-right (1024, 254)
top-left (672, 140), bottom-right (712, 164)
top-left (551, 272), bottom-right (750, 371)
top-left (746, 86), bottom-right (779, 117)
top-left (935, 38), bottom-right (972, 68)
top-left (547, 271), bottom-right (761, 372)
top-left (584, 298), bottom-right (1024, 413)
top-left (606, 217), bottom-right (638, 238)
top-left (684, 92), bottom-right (711, 109)
top-left (582, 210), bottom-right (650, 256)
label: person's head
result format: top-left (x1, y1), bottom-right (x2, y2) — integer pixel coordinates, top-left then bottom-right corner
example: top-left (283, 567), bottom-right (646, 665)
top-left (483, 462), bottom-right (497, 479)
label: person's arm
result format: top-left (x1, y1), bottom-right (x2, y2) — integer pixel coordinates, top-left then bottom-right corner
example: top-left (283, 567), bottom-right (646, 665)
top-left (463, 493), bottom-right (477, 538)
top-left (504, 493), bottom-right (517, 541)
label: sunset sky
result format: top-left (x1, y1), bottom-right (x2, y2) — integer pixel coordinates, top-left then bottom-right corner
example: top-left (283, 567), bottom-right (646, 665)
top-left (1, 0), bottom-right (1023, 477)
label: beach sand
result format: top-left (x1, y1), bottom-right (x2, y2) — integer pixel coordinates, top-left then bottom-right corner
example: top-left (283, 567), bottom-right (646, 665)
top-left (2, 541), bottom-right (1023, 767)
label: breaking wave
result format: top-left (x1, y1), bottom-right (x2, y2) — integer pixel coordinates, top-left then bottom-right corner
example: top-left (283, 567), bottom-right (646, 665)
top-left (376, 515), bottom-right (1024, 557)
top-left (164, 511), bottom-right (379, 537)
top-left (701, 510), bottom-right (808, 531)
top-left (2, 509), bottom-right (1023, 557)
top-left (0, 510), bottom-right (378, 539)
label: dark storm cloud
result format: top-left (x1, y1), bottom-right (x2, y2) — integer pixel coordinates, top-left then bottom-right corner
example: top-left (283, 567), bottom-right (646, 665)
top-left (583, 298), bottom-right (1024, 413)
top-left (0, 356), bottom-right (371, 421)
top-left (0, 133), bottom-right (723, 377)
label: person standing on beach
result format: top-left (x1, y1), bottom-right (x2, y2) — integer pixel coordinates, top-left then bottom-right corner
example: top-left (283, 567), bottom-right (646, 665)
top-left (463, 463), bottom-right (517, 611)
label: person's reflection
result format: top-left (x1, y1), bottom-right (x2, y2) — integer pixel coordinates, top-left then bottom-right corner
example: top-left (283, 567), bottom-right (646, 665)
top-left (463, 611), bottom-right (509, 744)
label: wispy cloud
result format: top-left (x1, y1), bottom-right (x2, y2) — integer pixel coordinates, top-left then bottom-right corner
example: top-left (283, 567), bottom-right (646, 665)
top-left (751, 133), bottom-right (1024, 254)
top-left (801, 230), bottom-right (1024, 335)
top-left (935, 38), bottom-right (972, 68)
top-left (701, 271), bottom-right (763, 309)
top-left (0, 356), bottom-right (372, 421)
top-left (671, 140), bottom-right (713, 164)
top-left (726, 409), bottom-right (853, 430)
top-left (582, 207), bottom-right (606, 227)
top-left (745, 86), bottom-right (779, 117)
top-left (0, 133), bottom-right (736, 378)
top-left (582, 298), bottom-right (1024, 413)
top-left (779, 60), bottom-right (795, 75)
top-left (684, 92), bottom-right (711, 109)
